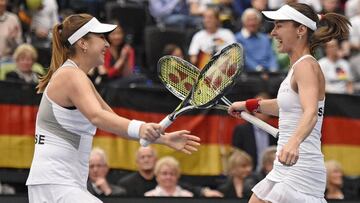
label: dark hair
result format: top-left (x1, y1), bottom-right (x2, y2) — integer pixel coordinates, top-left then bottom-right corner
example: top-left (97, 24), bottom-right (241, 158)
top-left (37, 13), bottom-right (93, 93)
top-left (162, 43), bottom-right (182, 56)
top-left (288, 3), bottom-right (351, 55)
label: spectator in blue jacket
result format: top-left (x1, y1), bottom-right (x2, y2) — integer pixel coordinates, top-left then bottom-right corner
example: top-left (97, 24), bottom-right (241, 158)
top-left (235, 8), bottom-right (279, 72)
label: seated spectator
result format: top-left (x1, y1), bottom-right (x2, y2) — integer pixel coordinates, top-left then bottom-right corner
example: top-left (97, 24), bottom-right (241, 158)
top-left (89, 20), bottom-right (135, 86)
top-left (149, 0), bottom-right (202, 29)
top-left (243, 146), bottom-right (277, 193)
top-left (324, 160), bottom-right (347, 200)
top-left (217, 149), bottom-right (253, 198)
top-left (4, 43), bottom-right (43, 84)
top-left (232, 92), bottom-right (277, 171)
top-left (0, 0), bottom-right (23, 62)
top-left (118, 146), bottom-right (223, 197)
top-left (87, 147), bottom-right (126, 196)
top-left (320, 0), bottom-right (343, 14)
top-left (235, 8), bottom-right (278, 72)
top-left (162, 43), bottom-right (185, 59)
top-left (188, 8), bottom-right (236, 69)
top-left (319, 39), bottom-right (354, 94)
top-left (145, 156), bottom-right (193, 197)
top-left (29, 0), bottom-right (59, 68)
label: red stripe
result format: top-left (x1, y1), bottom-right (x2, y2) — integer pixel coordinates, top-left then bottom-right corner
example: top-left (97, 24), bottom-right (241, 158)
top-left (322, 116), bottom-right (360, 146)
top-left (0, 104), bottom-right (37, 136)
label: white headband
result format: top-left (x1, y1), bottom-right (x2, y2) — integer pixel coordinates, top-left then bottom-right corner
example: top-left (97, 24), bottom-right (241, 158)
top-left (67, 17), bottom-right (117, 45)
top-left (262, 5), bottom-right (317, 31)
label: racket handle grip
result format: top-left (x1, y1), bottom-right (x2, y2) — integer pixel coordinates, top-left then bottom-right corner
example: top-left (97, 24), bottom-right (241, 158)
top-left (240, 111), bottom-right (279, 138)
top-left (139, 116), bottom-right (174, 147)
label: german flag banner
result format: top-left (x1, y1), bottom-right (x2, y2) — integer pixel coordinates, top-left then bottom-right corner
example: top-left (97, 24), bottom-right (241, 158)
top-left (0, 82), bottom-right (359, 176)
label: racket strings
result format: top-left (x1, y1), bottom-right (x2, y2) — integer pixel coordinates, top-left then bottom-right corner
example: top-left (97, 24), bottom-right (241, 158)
top-left (159, 58), bottom-right (198, 99)
top-left (193, 48), bottom-right (242, 106)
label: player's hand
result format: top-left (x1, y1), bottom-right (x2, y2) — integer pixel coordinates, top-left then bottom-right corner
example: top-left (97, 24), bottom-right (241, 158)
top-left (158, 130), bottom-right (200, 154)
top-left (278, 138), bottom-right (300, 166)
top-left (228, 101), bottom-right (246, 118)
top-left (139, 123), bottom-right (162, 142)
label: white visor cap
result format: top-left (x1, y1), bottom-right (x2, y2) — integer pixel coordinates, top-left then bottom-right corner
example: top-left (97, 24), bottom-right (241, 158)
top-left (262, 5), bottom-right (317, 31)
top-left (67, 17), bottom-right (117, 45)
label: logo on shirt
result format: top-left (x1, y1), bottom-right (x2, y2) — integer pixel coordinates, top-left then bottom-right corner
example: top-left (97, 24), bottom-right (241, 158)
top-left (35, 134), bottom-right (45, 144)
top-left (318, 107), bottom-right (324, 117)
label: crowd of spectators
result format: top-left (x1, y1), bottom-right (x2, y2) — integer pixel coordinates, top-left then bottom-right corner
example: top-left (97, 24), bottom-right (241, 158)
top-left (1, 0), bottom-right (360, 94)
top-left (0, 0), bottom-right (359, 200)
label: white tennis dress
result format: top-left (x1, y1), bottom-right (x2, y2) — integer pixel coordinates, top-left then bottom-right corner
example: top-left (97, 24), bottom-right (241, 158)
top-left (26, 60), bottom-right (101, 203)
top-left (252, 55), bottom-right (327, 203)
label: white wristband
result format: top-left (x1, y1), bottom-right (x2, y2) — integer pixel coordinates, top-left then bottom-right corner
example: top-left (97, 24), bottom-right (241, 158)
top-left (127, 120), bottom-right (145, 139)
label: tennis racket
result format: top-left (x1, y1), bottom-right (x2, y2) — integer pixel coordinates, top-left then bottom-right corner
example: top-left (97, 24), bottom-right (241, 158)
top-left (140, 43), bottom-right (243, 146)
top-left (156, 55), bottom-right (279, 138)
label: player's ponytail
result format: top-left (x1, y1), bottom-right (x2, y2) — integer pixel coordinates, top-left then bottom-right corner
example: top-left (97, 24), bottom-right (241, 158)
top-left (36, 14), bottom-right (93, 93)
top-left (310, 13), bottom-right (351, 55)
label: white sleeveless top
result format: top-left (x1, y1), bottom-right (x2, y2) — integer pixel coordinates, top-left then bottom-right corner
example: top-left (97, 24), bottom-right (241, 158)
top-left (266, 55), bottom-right (326, 198)
top-left (26, 60), bottom-right (97, 189)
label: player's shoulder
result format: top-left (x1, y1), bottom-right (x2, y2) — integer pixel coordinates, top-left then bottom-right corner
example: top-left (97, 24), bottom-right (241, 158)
top-left (293, 56), bottom-right (320, 74)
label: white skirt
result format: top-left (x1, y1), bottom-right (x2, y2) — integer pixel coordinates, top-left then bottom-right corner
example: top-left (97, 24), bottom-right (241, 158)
top-left (252, 178), bottom-right (327, 203)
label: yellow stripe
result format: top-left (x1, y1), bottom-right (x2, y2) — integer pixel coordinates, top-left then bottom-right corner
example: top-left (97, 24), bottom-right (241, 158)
top-left (0, 135), bottom-right (232, 175)
top-left (93, 137), bottom-right (233, 176)
top-left (2, 135), bottom-right (360, 177)
top-left (0, 135), bottom-right (34, 168)
top-left (323, 145), bottom-right (360, 176)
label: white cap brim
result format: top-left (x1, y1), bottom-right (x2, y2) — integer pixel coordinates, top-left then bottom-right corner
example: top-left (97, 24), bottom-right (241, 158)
top-left (68, 17), bottom-right (117, 45)
top-left (262, 5), bottom-right (317, 31)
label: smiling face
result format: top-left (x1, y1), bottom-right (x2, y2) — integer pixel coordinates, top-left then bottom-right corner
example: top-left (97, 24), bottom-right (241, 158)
top-left (83, 33), bottom-right (110, 66)
top-left (271, 20), bottom-right (300, 54)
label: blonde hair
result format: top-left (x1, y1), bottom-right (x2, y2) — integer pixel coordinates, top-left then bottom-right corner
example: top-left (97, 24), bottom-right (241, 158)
top-left (227, 149), bottom-right (253, 176)
top-left (154, 156), bottom-right (180, 178)
top-left (13, 44), bottom-right (38, 62)
top-left (36, 13), bottom-right (94, 93)
top-left (325, 160), bottom-right (343, 174)
top-left (261, 146), bottom-right (277, 167)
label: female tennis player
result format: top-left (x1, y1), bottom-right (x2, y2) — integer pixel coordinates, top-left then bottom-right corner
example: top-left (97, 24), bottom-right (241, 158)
top-left (228, 3), bottom-right (350, 203)
top-left (26, 13), bottom-right (200, 203)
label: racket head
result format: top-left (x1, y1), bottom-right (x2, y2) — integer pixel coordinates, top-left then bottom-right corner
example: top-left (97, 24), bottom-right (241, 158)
top-left (191, 43), bottom-right (244, 107)
top-left (157, 56), bottom-right (200, 101)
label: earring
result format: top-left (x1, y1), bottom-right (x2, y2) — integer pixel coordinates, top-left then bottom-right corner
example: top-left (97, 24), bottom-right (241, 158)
top-left (83, 48), bottom-right (87, 53)
top-left (298, 35), bottom-right (302, 40)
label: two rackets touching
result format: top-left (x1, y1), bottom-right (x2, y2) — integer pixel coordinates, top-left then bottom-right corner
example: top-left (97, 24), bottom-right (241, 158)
top-left (140, 43), bottom-right (278, 146)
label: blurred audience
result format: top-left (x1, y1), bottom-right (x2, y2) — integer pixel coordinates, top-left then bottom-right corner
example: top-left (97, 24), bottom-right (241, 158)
top-left (321, 0), bottom-right (344, 14)
top-left (232, 92), bottom-right (277, 171)
top-left (235, 8), bottom-right (278, 72)
top-left (217, 149), bottom-right (253, 198)
top-left (4, 43), bottom-right (43, 84)
top-left (319, 39), bottom-right (354, 94)
top-left (188, 8), bottom-right (236, 68)
top-left (87, 147), bottom-right (126, 197)
top-left (117, 146), bottom-right (223, 197)
top-left (324, 160), bottom-right (355, 200)
top-left (89, 21), bottom-right (135, 86)
top-left (0, 0), bottom-right (23, 62)
top-left (144, 156), bottom-right (193, 197)
top-left (149, 0), bottom-right (202, 29)
top-left (243, 146), bottom-right (277, 193)
top-left (162, 43), bottom-right (185, 59)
